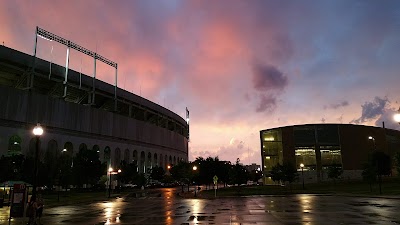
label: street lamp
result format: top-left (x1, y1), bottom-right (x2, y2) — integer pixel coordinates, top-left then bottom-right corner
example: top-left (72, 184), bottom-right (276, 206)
top-left (368, 136), bottom-right (376, 151)
top-left (192, 165), bottom-right (197, 197)
top-left (32, 123), bottom-right (43, 199)
top-left (300, 163), bottom-right (305, 190)
top-left (108, 167), bottom-right (113, 198)
top-left (108, 167), bottom-right (121, 198)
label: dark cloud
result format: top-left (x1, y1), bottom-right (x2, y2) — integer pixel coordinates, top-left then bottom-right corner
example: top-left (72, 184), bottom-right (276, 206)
top-left (351, 96), bottom-right (389, 124)
top-left (323, 101), bottom-right (349, 110)
top-left (252, 63), bottom-right (288, 92)
top-left (256, 94), bottom-right (277, 113)
top-left (251, 62), bottom-right (287, 113)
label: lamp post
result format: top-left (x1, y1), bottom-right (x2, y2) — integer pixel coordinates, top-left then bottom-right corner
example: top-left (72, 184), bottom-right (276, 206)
top-left (192, 165), bottom-right (197, 197)
top-left (108, 167), bottom-right (113, 198)
top-left (368, 136), bottom-right (376, 151)
top-left (300, 163), bottom-right (305, 190)
top-left (32, 124), bottom-right (43, 199)
top-left (108, 167), bottom-right (121, 198)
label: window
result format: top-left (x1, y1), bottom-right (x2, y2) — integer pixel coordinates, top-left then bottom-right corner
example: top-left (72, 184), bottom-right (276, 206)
top-left (320, 146), bottom-right (342, 169)
top-left (295, 147), bottom-right (316, 171)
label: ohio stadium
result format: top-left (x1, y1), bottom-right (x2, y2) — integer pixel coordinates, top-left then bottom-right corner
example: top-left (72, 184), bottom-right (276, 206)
top-left (0, 28), bottom-right (189, 175)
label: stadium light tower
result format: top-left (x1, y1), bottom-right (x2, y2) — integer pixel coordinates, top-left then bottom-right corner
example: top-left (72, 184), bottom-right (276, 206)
top-left (32, 26), bottom-right (118, 111)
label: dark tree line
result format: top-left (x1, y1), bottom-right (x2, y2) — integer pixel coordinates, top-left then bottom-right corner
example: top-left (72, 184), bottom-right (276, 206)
top-left (0, 153), bottom-right (264, 190)
top-left (270, 162), bottom-right (298, 188)
top-left (0, 150), bottom-right (106, 189)
top-left (362, 151), bottom-right (391, 194)
top-left (168, 157), bottom-right (262, 188)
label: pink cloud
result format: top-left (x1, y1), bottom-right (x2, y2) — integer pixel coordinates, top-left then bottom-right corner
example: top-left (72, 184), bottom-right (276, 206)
top-left (2, 0), bottom-right (400, 165)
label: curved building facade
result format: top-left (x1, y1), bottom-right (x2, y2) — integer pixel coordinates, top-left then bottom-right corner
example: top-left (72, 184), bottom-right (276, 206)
top-left (0, 46), bottom-right (189, 174)
top-left (260, 124), bottom-right (400, 184)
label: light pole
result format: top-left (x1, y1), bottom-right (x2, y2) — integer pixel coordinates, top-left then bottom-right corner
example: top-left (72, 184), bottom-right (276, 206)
top-left (368, 136), bottom-right (376, 151)
top-left (300, 163), bottom-right (305, 190)
top-left (192, 165), bottom-right (197, 197)
top-left (108, 167), bottom-right (113, 198)
top-left (108, 167), bottom-right (121, 198)
top-left (32, 124), bottom-right (44, 199)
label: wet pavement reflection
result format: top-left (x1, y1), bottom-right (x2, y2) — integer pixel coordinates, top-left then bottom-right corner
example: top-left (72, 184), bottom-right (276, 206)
top-left (2, 189), bottom-right (400, 224)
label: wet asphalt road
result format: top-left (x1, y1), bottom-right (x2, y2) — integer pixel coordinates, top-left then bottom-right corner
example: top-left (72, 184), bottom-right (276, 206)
top-left (2, 188), bottom-right (400, 225)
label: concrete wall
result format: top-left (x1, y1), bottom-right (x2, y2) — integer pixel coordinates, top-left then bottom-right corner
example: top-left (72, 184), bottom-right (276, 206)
top-left (0, 85), bottom-right (188, 172)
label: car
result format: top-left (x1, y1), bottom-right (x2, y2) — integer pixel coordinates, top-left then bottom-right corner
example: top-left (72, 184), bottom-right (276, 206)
top-left (123, 184), bottom-right (137, 188)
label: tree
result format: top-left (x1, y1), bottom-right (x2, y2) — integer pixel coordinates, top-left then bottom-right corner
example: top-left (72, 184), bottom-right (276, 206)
top-left (229, 158), bottom-right (249, 185)
top-left (362, 162), bottom-right (376, 192)
top-left (248, 169), bottom-right (263, 183)
top-left (282, 162), bottom-right (297, 188)
top-left (270, 164), bottom-right (284, 184)
top-left (150, 166), bottom-right (165, 181)
top-left (72, 148), bottom-right (103, 188)
top-left (215, 161), bottom-right (231, 187)
top-left (119, 161), bottom-right (138, 185)
top-left (394, 152), bottom-right (400, 176)
top-left (0, 155), bottom-right (25, 182)
top-left (270, 163), bottom-right (298, 189)
top-left (363, 151), bottom-right (391, 194)
top-left (371, 151), bottom-right (391, 194)
top-left (327, 166), bottom-right (343, 186)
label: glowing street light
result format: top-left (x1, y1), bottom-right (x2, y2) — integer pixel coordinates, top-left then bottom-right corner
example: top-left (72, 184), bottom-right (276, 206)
top-left (108, 167), bottom-right (113, 197)
top-left (32, 123), bottom-right (44, 199)
top-left (193, 165), bottom-right (198, 197)
top-left (394, 110), bottom-right (400, 124)
top-left (300, 163), bottom-right (305, 190)
top-left (368, 136), bottom-right (376, 151)
top-left (108, 167), bottom-right (122, 198)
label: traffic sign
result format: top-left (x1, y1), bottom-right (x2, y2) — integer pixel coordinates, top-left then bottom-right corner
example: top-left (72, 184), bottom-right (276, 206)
top-left (213, 175), bottom-right (218, 184)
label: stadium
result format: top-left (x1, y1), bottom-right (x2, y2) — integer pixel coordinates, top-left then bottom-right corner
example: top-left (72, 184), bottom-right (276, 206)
top-left (0, 28), bottom-right (189, 174)
top-left (260, 124), bottom-right (400, 184)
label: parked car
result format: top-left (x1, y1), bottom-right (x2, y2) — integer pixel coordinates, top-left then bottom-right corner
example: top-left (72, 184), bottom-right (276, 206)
top-left (123, 184), bottom-right (137, 188)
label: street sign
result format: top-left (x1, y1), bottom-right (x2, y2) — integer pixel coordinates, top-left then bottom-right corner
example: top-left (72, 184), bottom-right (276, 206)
top-left (213, 175), bottom-right (218, 185)
top-left (10, 184), bottom-right (27, 218)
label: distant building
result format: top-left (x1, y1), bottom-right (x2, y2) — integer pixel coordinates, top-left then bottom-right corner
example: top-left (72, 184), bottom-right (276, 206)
top-left (260, 124), bottom-right (400, 184)
top-left (245, 163), bottom-right (261, 172)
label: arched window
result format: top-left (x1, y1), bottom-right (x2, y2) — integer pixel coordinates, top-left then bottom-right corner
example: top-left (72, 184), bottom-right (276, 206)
top-left (154, 153), bottom-right (158, 167)
top-left (132, 150), bottom-right (138, 164)
top-left (60, 142), bottom-right (74, 169)
top-left (160, 154), bottom-right (163, 168)
top-left (8, 135), bottom-right (22, 155)
top-left (63, 142), bottom-right (74, 157)
top-left (93, 145), bottom-right (100, 160)
top-left (44, 140), bottom-right (58, 174)
top-left (104, 146), bottom-right (111, 163)
top-left (79, 143), bottom-right (88, 153)
top-left (115, 148), bottom-right (121, 167)
top-left (124, 149), bottom-right (130, 163)
top-left (147, 152), bottom-right (152, 170)
top-left (140, 151), bottom-right (146, 173)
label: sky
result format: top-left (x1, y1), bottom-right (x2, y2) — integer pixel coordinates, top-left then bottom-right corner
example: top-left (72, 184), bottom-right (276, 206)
top-left (1, 0), bottom-right (400, 165)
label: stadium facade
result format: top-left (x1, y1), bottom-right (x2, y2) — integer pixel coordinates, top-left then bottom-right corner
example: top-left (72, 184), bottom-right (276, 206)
top-left (0, 45), bottom-right (189, 174)
top-left (260, 124), bottom-right (400, 184)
